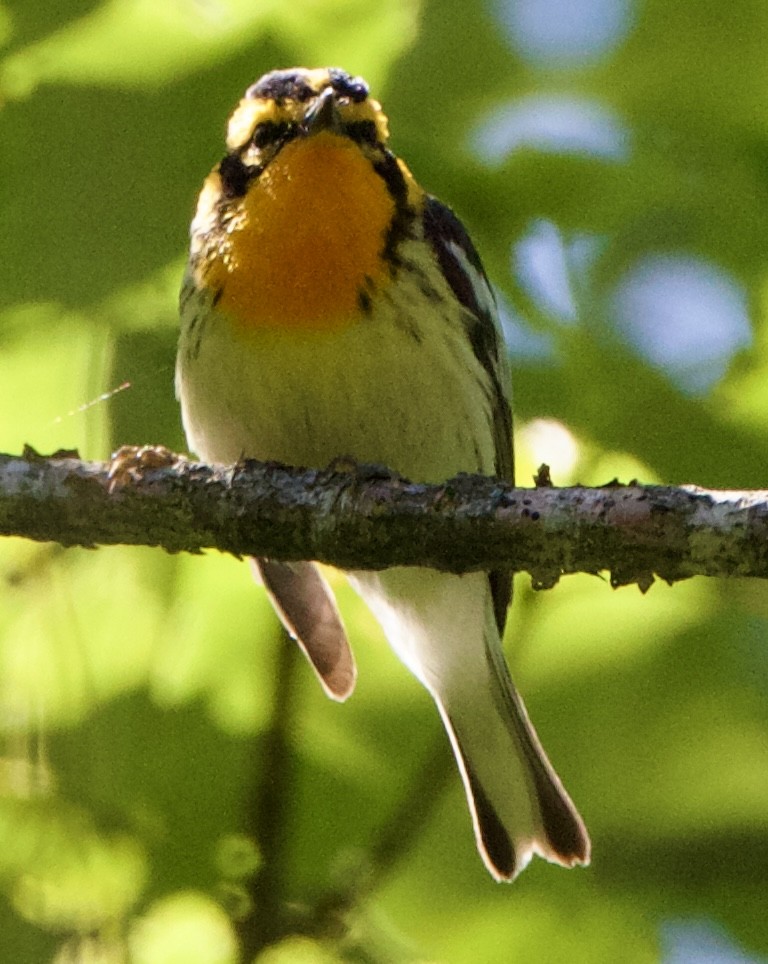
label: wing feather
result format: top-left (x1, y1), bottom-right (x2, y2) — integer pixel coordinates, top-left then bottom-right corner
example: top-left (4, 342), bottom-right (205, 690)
top-left (422, 196), bottom-right (513, 632)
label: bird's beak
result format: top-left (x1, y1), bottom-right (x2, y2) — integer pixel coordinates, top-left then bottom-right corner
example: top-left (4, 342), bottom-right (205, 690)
top-left (302, 87), bottom-right (343, 136)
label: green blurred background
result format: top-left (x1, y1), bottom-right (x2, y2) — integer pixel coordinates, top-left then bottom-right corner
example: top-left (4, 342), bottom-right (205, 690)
top-left (2, 0), bottom-right (768, 961)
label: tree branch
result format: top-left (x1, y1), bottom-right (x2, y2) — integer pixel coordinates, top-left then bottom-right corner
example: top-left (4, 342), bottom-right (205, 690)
top-left (1, 447), bottom-right (768, 590)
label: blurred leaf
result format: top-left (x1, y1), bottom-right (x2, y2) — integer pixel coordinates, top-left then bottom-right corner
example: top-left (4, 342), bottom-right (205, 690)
top-left (0, 796), bottom-right (146, 930)
top-left (129, 890), bottom-right (238, 964)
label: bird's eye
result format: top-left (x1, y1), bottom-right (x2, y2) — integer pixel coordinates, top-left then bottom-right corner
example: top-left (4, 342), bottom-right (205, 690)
top-left (346, 120), bottom-right (378, 145)
top-left (251, 121), bottom-right (292, 148)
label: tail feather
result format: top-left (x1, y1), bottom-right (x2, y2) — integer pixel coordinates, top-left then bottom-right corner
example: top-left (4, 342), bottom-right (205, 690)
top-left (482, 625), bottom-right (591, 869)
top-left (452, 729), bottom-right (517, 880)
top-left (252, 558), bottom-right (356, 701)
top-left (349, 567), bottom-right (590, 881)
top-left (441, 662), bottom-right (590, 880)
top-left (525, 741), bottom-right (592, 866)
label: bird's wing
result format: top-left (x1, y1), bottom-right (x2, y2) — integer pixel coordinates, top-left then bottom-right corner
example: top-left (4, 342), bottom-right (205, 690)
top-left (422, 195), bottom-right (513, 633)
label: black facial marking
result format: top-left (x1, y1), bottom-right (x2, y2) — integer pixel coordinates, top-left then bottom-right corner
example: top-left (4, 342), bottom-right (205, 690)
top-left (345, 120), bottom-right (379, 145)
top-left (371, 150), bottom-right (413, 266)
top-left (218, 153), bottom-right (251, 199)
top-left (246, 69), bottom-right (315, 104)
top-left (373, 151), bottom-right (407, 205)
top-left (358, 289), bottom-right (372, 313)
top-left (251, 120), bottom-right (294, 148)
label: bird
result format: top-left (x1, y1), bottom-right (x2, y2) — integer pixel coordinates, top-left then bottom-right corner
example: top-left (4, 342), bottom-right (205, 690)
top-left (176, 66), bottom-right (590, 881)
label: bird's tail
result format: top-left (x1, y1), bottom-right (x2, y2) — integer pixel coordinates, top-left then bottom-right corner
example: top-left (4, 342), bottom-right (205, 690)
top-left (437, 611), bottom-right (591, 879)
top-left (349, 567), bottom-right (590, 881)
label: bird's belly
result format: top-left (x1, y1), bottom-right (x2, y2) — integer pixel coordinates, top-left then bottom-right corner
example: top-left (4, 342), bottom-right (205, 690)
top-left (177, 286), bottom-right (497, 483)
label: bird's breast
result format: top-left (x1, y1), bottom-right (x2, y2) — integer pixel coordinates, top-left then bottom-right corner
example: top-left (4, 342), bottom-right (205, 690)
top-left (197, 132), bottom-right (396, 334)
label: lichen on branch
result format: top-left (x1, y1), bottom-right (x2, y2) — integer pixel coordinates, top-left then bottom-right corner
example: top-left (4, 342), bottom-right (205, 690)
top-left (1, 447), bottom-right (767, 591)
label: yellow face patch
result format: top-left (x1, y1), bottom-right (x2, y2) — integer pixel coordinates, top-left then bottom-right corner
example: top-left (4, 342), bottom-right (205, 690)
top-left (226, 89), bottom-right (389, 157)
top-left (207, 131), bottom-right (396, 333)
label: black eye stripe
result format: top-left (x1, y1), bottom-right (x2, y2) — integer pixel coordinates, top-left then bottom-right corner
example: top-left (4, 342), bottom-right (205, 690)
top-left (224, 105), bottom-right (380, 199)
top-left (251, 120), bottom-right (294, 148)
top-left (345, 120), bottom-right (379, 145)
top-left (252, 117), bottom-right (378, 149)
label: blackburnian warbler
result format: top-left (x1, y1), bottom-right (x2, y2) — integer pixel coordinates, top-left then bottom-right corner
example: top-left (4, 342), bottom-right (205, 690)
top-left (176, 67), bottom-right (590, 881)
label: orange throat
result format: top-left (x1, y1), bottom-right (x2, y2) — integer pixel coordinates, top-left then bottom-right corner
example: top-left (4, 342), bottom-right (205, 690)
top-left (202, 132), bottom-right (397, 333)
